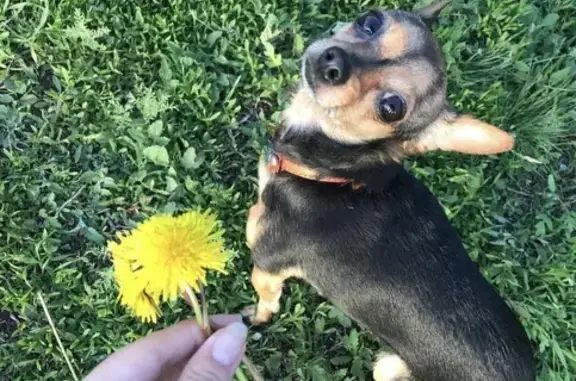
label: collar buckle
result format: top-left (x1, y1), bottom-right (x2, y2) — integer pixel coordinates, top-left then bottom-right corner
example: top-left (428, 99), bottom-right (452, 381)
top-left (267, 153), bottom-right (281, 174)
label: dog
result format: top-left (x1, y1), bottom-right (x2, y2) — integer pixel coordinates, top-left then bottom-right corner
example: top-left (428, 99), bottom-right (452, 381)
top-left (242, 2), bottom-right (535, 380)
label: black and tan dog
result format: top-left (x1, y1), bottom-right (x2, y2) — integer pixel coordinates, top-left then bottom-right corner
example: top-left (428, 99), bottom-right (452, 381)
top-left (243, 2), bottom-right (535, 380)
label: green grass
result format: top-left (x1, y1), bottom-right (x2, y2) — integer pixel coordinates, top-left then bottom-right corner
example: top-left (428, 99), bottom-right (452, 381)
top-left (1, 0), bottom-right (575, 380)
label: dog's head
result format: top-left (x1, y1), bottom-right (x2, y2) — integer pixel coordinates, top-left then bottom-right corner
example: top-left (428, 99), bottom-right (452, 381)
top-left (283, 1), bottom-right (514, 156)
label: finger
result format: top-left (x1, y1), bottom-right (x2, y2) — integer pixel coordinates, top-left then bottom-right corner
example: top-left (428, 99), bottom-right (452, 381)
top-left (159, 316), bottom-right (243, 381)
top-left (159, 359), bottom-right (189, 381)
top-left (178, 322), bottom-right (247, 381)
top-left (84, 320), bottom-right (204, 381)
top-left (210, 314), bottom-right (242, 330)
top-left (84, 315), bottom-right (241, 381)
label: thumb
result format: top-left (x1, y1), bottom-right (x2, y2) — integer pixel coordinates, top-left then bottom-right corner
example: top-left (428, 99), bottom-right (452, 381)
top-left (178, 322), bottom-right (248, 381)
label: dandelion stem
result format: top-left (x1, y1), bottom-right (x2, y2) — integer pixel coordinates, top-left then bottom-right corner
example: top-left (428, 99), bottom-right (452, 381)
top-left (38, 292), bottom-right (80, 381)
top-left (241, 355), bottom-right (265, 381)
top-left (199, 282), bottom-right (211, 335)
top-left (183, 283), bottom-right (204, 328)
top-left (235, 368), bottom-right (249, 381)
top-left (182, 284), bottom-right (263, 380)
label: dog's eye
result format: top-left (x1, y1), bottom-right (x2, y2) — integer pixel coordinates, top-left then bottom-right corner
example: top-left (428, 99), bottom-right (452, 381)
top-left (356, 10), bottom-right (383, 36)
top-left (378, 94), bottom-right (406, 122)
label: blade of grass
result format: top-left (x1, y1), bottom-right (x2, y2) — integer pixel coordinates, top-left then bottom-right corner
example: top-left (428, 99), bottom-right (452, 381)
top-left (38, 292), bottom-right (80, 381)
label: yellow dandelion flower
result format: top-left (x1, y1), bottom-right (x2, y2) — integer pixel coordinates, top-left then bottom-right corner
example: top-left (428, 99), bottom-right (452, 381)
top-left (130, 292), bottom-right (162, 323)
top-left (107, 210), bottom-right (227, 322)
top-left (111, 255), bottom-right (161, 321)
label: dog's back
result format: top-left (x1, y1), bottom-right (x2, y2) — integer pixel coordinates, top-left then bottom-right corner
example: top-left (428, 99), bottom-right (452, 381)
top-left (255, 163), bottom-right (535, 381)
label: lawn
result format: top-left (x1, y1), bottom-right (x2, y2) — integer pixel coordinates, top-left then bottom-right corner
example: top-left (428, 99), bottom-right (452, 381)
top-left (0, 0), bottom-right (575, 380)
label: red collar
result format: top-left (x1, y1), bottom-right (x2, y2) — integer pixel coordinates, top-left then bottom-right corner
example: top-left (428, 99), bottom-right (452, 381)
top-left (265, 150), bottom-right (362, 190)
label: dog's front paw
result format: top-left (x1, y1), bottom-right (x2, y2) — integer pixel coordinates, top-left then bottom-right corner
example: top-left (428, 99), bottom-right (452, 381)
top-left (241, 304), bottom-right (257, 319)
top-left (241, 304), bottom-right (272, 326)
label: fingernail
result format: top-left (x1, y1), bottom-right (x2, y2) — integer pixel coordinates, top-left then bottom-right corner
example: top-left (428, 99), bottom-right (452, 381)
top-left (212, 322), bottom-right (248, 366)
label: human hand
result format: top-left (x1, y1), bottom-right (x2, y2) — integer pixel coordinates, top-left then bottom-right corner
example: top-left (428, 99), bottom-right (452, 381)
top-left (84, 315), bottom-right (247, 381)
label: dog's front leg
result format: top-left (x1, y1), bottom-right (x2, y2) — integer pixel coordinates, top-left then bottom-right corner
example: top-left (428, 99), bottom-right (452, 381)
top-left (244, 200), bottom-right (301, 324)
top-left (243, 267), bottom-right (287, 325)
top-left (243, 265), bottom-right (304, 325)
top-left (246, 157), bottom-right (271, 249)
top-left (246, 201), bottom-right (264, 250)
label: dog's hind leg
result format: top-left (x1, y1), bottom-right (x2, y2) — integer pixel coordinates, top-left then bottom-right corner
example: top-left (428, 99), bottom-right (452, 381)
top-left (373, 353), bottom-right (412, 381)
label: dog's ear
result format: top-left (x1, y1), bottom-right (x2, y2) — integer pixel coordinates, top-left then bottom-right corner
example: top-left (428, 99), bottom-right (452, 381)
top-left (415, 0), bottom-right (451, 28)
top-left (405, 111), bottom-right (515, 155)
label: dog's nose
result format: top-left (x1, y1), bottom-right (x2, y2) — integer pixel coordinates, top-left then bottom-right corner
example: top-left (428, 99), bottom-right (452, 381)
top-left (315, 46), bottom-right (351, 86)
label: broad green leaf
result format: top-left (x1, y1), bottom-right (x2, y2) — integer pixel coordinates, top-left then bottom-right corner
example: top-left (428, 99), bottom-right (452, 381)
top-left (350, 357), bottom-right (365, 379)
top-left (207, 31), bottom-right (223, 47)
top-left (514, 61), bottom-right (530, 73)
top-left (265, 353), bottom-right (283, 371)
top-left (159, 57), bottom-right (172, 83)
top-left (135, 6), bottom-right (144, 24)
top-left (163, 202), bottom-right (177, 213)
top-left (166, 177), bottom-right (178, 192)
top-left (347, 329), bottom-right (359, 351)
top-left (541, 13), bottom-right (559, 27)
top-left (20, 94), bottom-right (38, 104)
top-left (547, 174), bottom-right (557, 193)
top-left (143, 145), bottom-right (170, 166)
top-left (330, 356), bottom-right (351, 365)
top-left (550, 67), bottom-right (571, 84)
top-left (314, 317), bottom-right (325, 333)
top-left (148, 120), bottom-right (163, 137)
top-left (84, 227), bottom-right (105, 245)
top-left (293, 33), bottom-right (304, 54)
top-left (0, 94), bottom-right (14, 103)
top-left (181, 147), bottom-right (199, 169)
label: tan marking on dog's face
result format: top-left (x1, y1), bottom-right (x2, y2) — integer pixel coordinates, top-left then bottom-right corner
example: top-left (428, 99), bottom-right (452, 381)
top-left (378, 18), bottom-right (409, 59)
top-left (283, 89), bottom-right (394, 143)
top-left (294, 9), bottom-right (446, 144)
top-left (330, 17), bottom-right (408, 58)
